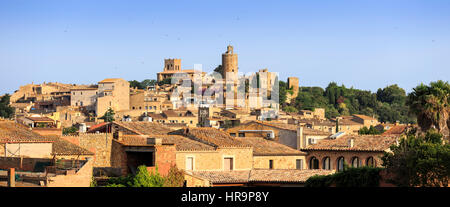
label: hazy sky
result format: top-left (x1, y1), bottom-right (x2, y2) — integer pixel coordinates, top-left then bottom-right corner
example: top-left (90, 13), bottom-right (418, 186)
top-left (1, 0), bottom-right (449, 95)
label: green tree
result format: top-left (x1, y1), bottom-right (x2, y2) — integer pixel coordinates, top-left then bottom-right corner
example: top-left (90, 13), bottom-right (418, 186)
top-left (63, 126), bottom-right (78, 135)
top-left (406, 80), bottom-right (450, 139)
top-left (157, 78), bottom-right (172, 86)
top-left (382, 130), bottom-right (450, 187)
top-left (141, 79), bottom-right (157, 88)
top-left (283, 106), bottom-right (298, 113)
top-left (131, 165), bottom-right (166, 187)
top-left (0, 94), bottom-right (14, 118)
top-left (129, 80), bottom-right (144, 89)
top-left (100, 108), bottom-right (115, 122)
top-left (164, 165), bottom-right (185, 187)
top-left (377, 84), bottom-right (407, 105)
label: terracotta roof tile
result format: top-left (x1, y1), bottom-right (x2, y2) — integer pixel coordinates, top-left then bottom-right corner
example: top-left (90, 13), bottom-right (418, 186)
top-left (184, 128), bottom-right (250, 147)
top-left (382, 125), bottom-right (407, 136)
top-left (189, 169), bottom-right (334, 184)
top-left (235, 137), bottom-right (306, 156)
top-left (303, 134), bottom-right (398, 152)
top-left (172, 128), bottom-right (251, 148)
top-left (117, 134), bottom-right (215, 151)
top-left (113, 121), bottom-right (174, 135)
top-left (0, 121), bottom-right (53, 143)
top-left (44, 135), bottom-right (94, 156)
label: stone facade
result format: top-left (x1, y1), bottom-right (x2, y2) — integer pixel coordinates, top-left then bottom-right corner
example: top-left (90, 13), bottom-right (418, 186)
top-left (303, 150), bottom-right (385, 170)
top-left (70, 88), bottom-right (98, 112)
top-left (96, 78), bottom-right (130, 117)
top-left (176, 147), bottom-right (253, 171)
top-left (253, 155), bottom-right (306, 170)
top-left (46, 158), bottom-right (93, 187)
top-left (61, 133), bottom-right (113, 167)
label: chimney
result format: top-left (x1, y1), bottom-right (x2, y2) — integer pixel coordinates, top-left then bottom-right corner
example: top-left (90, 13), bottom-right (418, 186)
top-left (7, 168), bottom-right (15, 187)
top-left (297, 125), bottom-right (304, 150)
top-left (348, 139), bottom-right (354, 148)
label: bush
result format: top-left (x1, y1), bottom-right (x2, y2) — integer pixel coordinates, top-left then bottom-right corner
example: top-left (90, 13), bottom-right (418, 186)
top-left (305, 167), bottom-right (382, 187)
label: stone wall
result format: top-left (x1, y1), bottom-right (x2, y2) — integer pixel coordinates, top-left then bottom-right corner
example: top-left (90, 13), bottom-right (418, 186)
top-left (175, 147), bottom-right (253, 171)
top-left (46, 158), bottom-right (93, 187)
top-left (32, 128), bottom-right (62, 136)
top-left (304, 150), bottom-right (385, 170)
top-left (253, 155), bottom-right (306, 169)
top-left (61, 133), bottom-right (113, 167)
top-left (184, 173), bottom-right (211, 187)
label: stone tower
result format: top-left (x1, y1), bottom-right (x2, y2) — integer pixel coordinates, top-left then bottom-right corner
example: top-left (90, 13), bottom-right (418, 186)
top-left (164, 59), bottom-right (181, 72)
top-left (222, 45), bottom-right (238, 78)
top-left (287, 77), bottom-right (299, 102)
top-left (222, 45), bottom-right (238, 108)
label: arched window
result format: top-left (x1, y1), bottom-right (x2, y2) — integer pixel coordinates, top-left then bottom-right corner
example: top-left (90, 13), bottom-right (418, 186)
top-left (366, 156), bottom-right (375, 167)
top-left (351, 157), bottom-right (361, 168)
top-left (309, 157), bottom-right (319, 169)
top-left (337, 157), bottom-right (345, 172)
top-left (322, 157), bottom-right (331, 170)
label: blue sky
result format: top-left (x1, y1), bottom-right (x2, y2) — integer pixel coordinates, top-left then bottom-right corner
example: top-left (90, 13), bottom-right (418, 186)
top-left (1, 0), bottom-right (449, 95)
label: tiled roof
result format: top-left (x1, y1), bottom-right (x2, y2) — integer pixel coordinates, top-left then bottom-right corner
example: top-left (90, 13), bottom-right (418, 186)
top-left (382, 125), bottom-right (407, 136)
top-left (353, 114), bottom-right (377, 120)
top-left (296, 119), bottom-right (336, 126)
top-left (249, 169), bottom-right (334, 183)
top-left (188, 169), bottom-right (334, 184)
top-left (86, 122), bottom-right (108, 133)
top-left (113, 121), bottom-right (174, 135)
top-left (117, 134), bottom-right (215, 151)
top-left (44, 135), bottom-right (94, 156)
top-left (25, 116), bottom-right (55, 122)
top-left (174, 128), bottom-right (250, 148)
top-left (337, 118), bottom-right (363, 126)
top-left (0, 121), bottom-right (53, 143)
top-left (235, 137), bottom-right (306, 156)
top-left (189, 170), bottom-right (250, 184)
top-left (302, 135), bottom-right (398, 152)
top-left (240, 121), bottom-right (331, 136)
top-left (152, 134), bottom-right (215, 151)
top-left (98, 78), bottom-right (122, 83)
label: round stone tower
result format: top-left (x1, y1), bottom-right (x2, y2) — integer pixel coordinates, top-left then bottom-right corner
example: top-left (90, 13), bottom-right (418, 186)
top-left (221, 45), bottom-right (238, 79)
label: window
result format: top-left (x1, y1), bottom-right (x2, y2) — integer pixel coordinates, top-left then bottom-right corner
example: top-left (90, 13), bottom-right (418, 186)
top-left (186, 157), bottom-right (194, 171)
top-left (322, 157), bottom-right (331, 170)
top-left (230, 133), bottom-right (236, 137)
top-left (366, 157), bottom-right (375, 167)
top-left (269, 160), bottom-right (274, 169)
top-left (224, 157), bottom-right (233, 171)
top-left (351, 157), bottom-right (361, 168)
top-left (309, 157), bottom-right (319, 169)
top-left (337, 157), bottom-right (345, 172)
top-left (296, 159), bottom-right (303, 170)
top-left (238, 133), bottom-right (245, 137)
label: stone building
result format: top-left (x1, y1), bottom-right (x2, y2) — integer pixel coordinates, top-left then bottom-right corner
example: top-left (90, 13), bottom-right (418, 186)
top-left (300, 134), bottom-right (398, 171)
top-left (70, 86), bottom-right (98, 113)
top-left (225, 120), bottom-right (331, 150)
top-left (222, 45), bottom-right (239, 108)
top-left (287, 77), bottom-right (299, 103)
top-left (235, 137), bottom-right (307, 170)
top-left (157, 59), bottom-right (205, 82)
top-left (96, 78), bottom-right (130, 117)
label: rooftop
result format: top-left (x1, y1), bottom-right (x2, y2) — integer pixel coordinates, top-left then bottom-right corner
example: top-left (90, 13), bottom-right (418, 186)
top-left (188, 169), bottom-right (334, 184)
top-left (235, 137), bottom-right (306, 156)
top-left (113, 121), bottom-right (174, 135)
top-left (0, 121), bottom-right (53, 143)
top-left (173, 127), bottom-right (250, 148)
top-left (302, 134), bottom-right (398, 152)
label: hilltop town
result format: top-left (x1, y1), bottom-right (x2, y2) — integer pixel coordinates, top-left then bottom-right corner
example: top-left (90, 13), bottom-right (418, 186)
top-left (0, 45), bottom-right (446, 187)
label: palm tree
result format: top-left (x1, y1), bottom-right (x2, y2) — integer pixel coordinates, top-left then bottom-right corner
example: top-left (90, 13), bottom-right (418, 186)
top-left (407, 80), bottom-right (450, 139)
